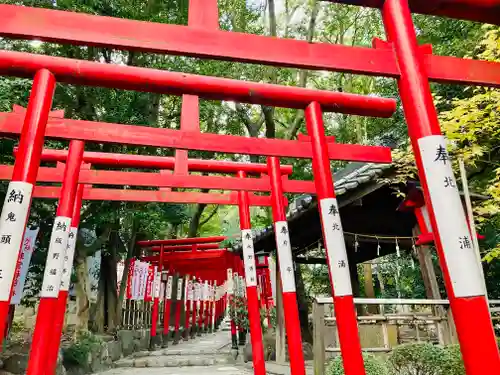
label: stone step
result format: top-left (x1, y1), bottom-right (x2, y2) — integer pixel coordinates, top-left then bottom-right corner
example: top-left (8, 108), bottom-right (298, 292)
top-left (114, 354), bottom-right (233, 368)
top-left (132, 348), bottom-right (229, 358)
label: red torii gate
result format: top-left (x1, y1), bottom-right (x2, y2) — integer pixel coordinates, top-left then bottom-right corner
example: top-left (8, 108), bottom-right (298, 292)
top-left (20, 144), bottom-right (310, 356)
top-left (137, 238), bottom-right (235, 345)
top-left (0, 0), bottom-right (497, 374)
top-left (1, 141), bottom-right (320, 370)
top-left (140, 242), bottom-right (238, 342)
top-left (0, 103), bottom-right (392, 375)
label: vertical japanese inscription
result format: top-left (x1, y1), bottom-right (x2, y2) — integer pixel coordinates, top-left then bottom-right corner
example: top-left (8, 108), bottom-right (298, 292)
top-left (241, 229), bottom-right (257, 287)
top-left (187, 280), bottom-right (194, 301)
top-left (176, 277), bottom-right (183, 301)
top-left (194, 282), bottom-right (201, 302)
top-left (274, 221), bottom-right (296, 293)
top-left (203, 281), bottom-right (209, 302)
top-left (227, 268), bottom-right (234, 295)
top-left (319, 198), bottom-right (353, 297)
top-left (41, 216), bottom-right (72, 298)
top-left (0, 182), bottom-right (33, 301)
top-left (166, 276), bottom-right (173, 300)
top-left (419, 135), bottom-right (485, 298)
top-left (153, 266), bottom-right (161, 299)
top-left (60, 227), bottom-right (78, 291)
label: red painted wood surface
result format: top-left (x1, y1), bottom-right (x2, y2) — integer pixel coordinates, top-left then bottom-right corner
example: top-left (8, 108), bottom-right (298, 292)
top-left (0, 113), bottom-right (393, 163)
top-left (22, 147), bottom-right (294, 175)
top-left (138, 237), bottom-right (227, 247)
top-left (0, 50), bottom-right (396, 117)
top-left (0, 5), bottom-right (499, 85)
top-left (30, 186), bottom-right (273, 206)
top-left (0, 165), bottom-right (316, 193)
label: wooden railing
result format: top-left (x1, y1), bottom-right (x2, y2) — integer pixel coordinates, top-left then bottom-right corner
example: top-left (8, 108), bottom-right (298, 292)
top-left (121, 300), bottom-right (155, 330)
top-left (312, 297), bottom-right (500, 375)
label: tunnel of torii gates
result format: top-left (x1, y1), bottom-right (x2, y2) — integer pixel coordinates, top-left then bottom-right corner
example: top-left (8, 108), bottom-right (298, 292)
top-left (0, 0), bottom-right (498, 374)
top-left (0, 104), bottom-right (390, 375)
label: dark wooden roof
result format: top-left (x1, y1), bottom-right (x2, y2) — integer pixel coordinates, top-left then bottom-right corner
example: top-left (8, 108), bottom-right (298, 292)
top-left (234, 162), bottom-right (417, 264)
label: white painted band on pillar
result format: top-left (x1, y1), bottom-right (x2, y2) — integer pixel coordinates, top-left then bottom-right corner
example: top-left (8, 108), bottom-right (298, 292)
top-left (176, 277), bottom-right (183, 300)
top-left (418, 135), bottom-right (485, 298)
top-left (319, 198), bottom-right (353, 297)
top-left (203, 281), bottom-right (209, 302)
top-left (0, 182), bottom-right (33, 301)
top-left (227, 268), bottom-right (234, 295)
top-left (60, 227), bottom-right (78, 291)
top-left (41, 216), bottom-right (72, 298)
top-left (153, 267), bottom-right (161, 298)
top-left (241, 229), bottom-right (258, 287)
top-left (274, 221), bottom-right (296, 293)
top-left (194, 282), bottom-right (201, 301)
top-left (187, 280), bottom-right (194, 301)
top-left (166, 276), bottom-right (173, 300)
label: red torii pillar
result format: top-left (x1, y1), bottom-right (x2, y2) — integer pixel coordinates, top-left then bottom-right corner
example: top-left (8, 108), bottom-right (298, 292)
top-left (162, 267), bottom-right (174, 346)
top-left (184, 277), bottom-right (193, 340)
top-left (237, 170), bottom-right (266, 375)
top-left (172, 272), bottom-right (185, 345)
top-left (27, 140), bottom-right (85, 375)
top-left (0, 71), bottom-right (56, 348)
top-left (268, 157), bottom-right (306, 375)
top-left (46, 175), bottom-right (86, 375)
top-left (381, 1), bottom-right (500, 373)
top-left (149, 244), bottom-right (164, 349)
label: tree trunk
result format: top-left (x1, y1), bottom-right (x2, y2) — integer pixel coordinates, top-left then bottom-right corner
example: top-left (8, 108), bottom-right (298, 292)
top-left (93, 230), bottom-right (120, 333)
top-left (188, 202), bottom-right (208, 237)
top-left (74, 245), bottom-right (91, 335)
top-left (74, 227), bottom-right (111, 334)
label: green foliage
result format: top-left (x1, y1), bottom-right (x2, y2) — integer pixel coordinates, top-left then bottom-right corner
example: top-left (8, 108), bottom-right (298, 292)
top-left (62, 332), bottom-right (102, 369)
top-left (260, 306), bottom-right (276, 333)
top-left (441, 345), bottom-right (465, 375)
top-left (389, 343), bottom-right (447, 375)
top-left (327, 353), bottom-right (390, 375)
top-left (229, 295), bottom-right (249, 330)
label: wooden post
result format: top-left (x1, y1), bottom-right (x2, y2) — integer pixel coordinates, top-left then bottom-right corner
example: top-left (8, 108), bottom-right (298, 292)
top-left (313, 300), bottom-right (325, 375)
top-left (275, 261), bottom-right (286, 365)
top-left (363, 262), bottom-right (378, 314)
top-left (413, 226), bottom-right (441, 300)
top-left (445, 308), bottom-right (459, 345)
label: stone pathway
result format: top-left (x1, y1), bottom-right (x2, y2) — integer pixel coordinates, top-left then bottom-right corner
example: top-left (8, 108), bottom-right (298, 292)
top-left (98, 365), bottom-right (248, 375)
top-left (96, 320), bottom-right (253, 374)
top-left (95, 320), bottom-right (310, 375)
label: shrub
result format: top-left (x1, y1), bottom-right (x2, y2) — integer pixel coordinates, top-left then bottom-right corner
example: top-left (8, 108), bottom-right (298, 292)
top-left (327, 353), bottom-right (390, 375)
top-left (62, 332), bottom-right (102, 369)
top-left (442, 345), bottom-right (465, 375)
top-left (389, 343), bottom-right (447, 375)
